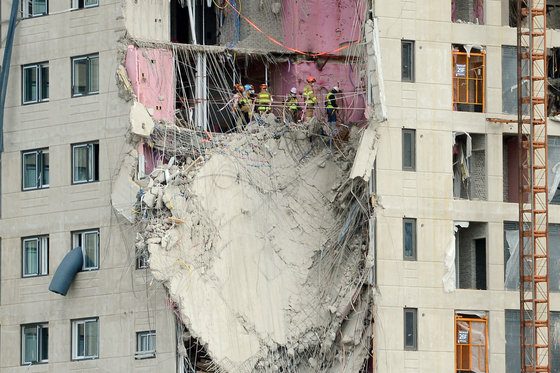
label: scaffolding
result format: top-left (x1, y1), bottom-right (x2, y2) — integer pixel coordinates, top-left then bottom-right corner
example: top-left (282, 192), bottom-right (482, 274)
top-left (517, 0), bottom-right (551, 371)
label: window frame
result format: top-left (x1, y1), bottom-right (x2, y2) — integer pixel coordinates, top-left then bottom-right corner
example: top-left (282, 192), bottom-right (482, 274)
top-left (455, 312), bottom-right (488, 372)
top-left (403, 218), bottom-right (417, 261)
top-left (71, 54), bottom-right (99, 97)
top-left (71, 318), bottom-right (99, 360)
top-left (136, 251), bottom-right (149, 270)
top-left (136, 330), bottom-right (156, 359)
top-left (22, 148), bottom-right (49, 191)
top-left (72, 229), bottom-right (100, 271)
top-left (22, 236), bottom-right (48, 277)
top-left (21, 0), bottom-right (48, 18)
top-left (404, 308), bottom-right (418, 351)
top-left (71, 142), bottom-right (99, 184)
top-left (21, 323), bottom-right (48, 365)
top-left (402, 128), bottom-right (416, 171)
top-left (22, 62), bottom-right (49, 105)
top-left (71, 0), bottom-right (99, 9)
top-left (401, 40), bottom-right (415, 82)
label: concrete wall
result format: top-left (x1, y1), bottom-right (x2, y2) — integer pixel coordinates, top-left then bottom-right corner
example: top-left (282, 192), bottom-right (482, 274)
top-left (374, 0), bottom-right (560, 371)
top-left (0, 0), bottom-right (176, 371)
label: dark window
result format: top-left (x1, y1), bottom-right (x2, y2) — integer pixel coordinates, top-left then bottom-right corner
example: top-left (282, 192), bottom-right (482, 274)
top-left (72, 142), bottom-right (99, 184)
top-left (21, 323), bottom-right (48, 364)
top-left (404, 308), bottom-right (417, 350)
top-left (456, 222), bottom-right (487, 290)
top-left (402, 129), bottom-right (416, 171)
top-left (22, 149), bottom-right (49, 190)
top-left (403, 218), bottom-right (416, 260)
top-left (72, 54), bottom-right (99, 97)
top-left (402, 40), bottom-right (415, 82)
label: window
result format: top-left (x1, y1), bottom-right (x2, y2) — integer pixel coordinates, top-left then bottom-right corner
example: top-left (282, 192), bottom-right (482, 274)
top-left (72, 229), bottom-right (99, 270)
top-left (403, 218), bottom-right (416, 260)
top-left (22, 63), bottom-right (49, 104)
top-left (72, 54), bottom-right (99, 96)
top-left (22, 236), bottom-right (48, 277)
top-left (402, 129), bottom-right (416, 170)
top-left (72, 318), bottom-right (98, 360)
top-left (453, 133), bottom-right (487, 200)
top-left (72, 142), bottom-right (99, 184)
top-left (452, 0), bottom-right (484, 24)
top-left (452, 45), bottom-right (485, 112)
top-left (401, 40), bottom-right (415, 82)
top-left (404, 308), bottom-right (417, 350)
top-left (71, 0), bottom-right (98, 9)
top-left (21, 323), bottom-right (48, 365)
top-left (455, 312), bottom-right (488, 372)
top-left (22, 0), bottom-right (48, 18)
top-left (136, 331), bottom-right (156, 358)
top-left (22, 149), bottom-right (49, 190)
top-left (456, 222), bottom-right (487, 290)
top-left (137, 250), bottom-right (149, 269)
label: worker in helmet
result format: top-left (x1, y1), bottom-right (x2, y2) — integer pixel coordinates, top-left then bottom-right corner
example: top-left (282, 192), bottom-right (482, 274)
top-left (303, 76), bottom-right (318, 120)
top-left (256, 83), bottom-right (272, 116)
top-left (326, 86), bottom-right (340, 124)
top-left (284, 87), bottom-right (299, 123)
top-left (232, 84), bottom-right (246, 131)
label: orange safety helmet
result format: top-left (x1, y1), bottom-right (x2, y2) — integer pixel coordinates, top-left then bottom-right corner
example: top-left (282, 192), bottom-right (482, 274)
top-left (307, 76), bottom-right (316, 83)
top-left (234, 84), bottom-right (244, 92)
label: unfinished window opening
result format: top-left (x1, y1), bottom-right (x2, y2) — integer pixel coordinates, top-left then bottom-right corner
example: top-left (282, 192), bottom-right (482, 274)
top-left (549, 136), bottom-right (560, 204)
top-left (503, 134), bottom-right (525, 202)
top-left (512, 1), bottom-right (560, 29)
top-left (506, 310), bottom-right (560, 370)
top-left (452, 0), bottom-right (484, 24)
top-left (452, 45), bottom-right (485, 112)
top-left (136, 249), bottom-right (149, 269)
top-left (502, 45), bottom-right (528, 115)
top-left (170, 0), bottom-right (217, 45)
top-left (548, 48), bottom-right (560, 116)
top-left (180, 326), bottom-right (218, 373)
top-left (453, 133), bottom-right (486, 200)
top-left (455, 222), bottom-right (487, 290)
top-left (455, 311), bottom-right (488, 373)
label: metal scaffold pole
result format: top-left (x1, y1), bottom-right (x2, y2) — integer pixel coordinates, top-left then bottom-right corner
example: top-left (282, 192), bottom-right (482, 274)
top-left (518, 0), bottom-right (551, 371)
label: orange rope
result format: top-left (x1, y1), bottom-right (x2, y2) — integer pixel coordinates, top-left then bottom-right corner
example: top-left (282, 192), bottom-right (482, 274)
top-left (223, 0), bottom-right (360, 58)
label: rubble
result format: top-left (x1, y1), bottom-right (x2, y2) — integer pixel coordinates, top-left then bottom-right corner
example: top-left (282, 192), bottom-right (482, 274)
top-left (134, 121), bottom-right (374, 372)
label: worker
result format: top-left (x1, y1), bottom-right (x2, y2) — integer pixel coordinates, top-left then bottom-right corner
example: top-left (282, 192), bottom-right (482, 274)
top-left (303, 76), bottom-right (318, 120)
top-left (256, 83), bottom-right (272, 116)
top-left (326, 86), bottom-right (340, 124)
top-left (232, 84), bottom-right (246, 131)
top-left (284, 87), bottom-right (299, 123)
top-left (241, 84), bottom-right (254, 125)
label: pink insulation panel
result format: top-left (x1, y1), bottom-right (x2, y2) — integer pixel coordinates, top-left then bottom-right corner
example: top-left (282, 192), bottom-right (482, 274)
top-left (125, 46), bottom-right (175, 122)
top-left (282, 0), bottom-right (364, 55)
top-left (273, 61), bottom-right (366, 123)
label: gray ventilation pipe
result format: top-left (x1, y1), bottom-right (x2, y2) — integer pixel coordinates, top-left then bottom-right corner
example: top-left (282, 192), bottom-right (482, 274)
top-left (48, 247), bottom-right (83, 296)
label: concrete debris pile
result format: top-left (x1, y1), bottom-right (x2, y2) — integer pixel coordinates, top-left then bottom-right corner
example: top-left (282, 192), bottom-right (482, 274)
top-left (135, 120), bottom-right (374, 372)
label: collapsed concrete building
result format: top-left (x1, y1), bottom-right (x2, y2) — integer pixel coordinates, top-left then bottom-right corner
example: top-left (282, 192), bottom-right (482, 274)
top-left (4, 0), bottom-right (560, 372)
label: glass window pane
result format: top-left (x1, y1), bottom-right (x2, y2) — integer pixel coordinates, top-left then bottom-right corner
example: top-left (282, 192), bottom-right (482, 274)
top-left (73, 58), bottom-right (88, 95)
top-left (40, 326), bottom-right (48, 361)
top-left (84, 232), bottom-right (98, 269)
top-left (89, 56), bottom-right (99, 93)
top-left (148, 334), bottom-right (155, 351)
top-left (77, 322), bottom-right (85, 357)
top-left (41, 152), bottom-right (49, 186)
top-left (405, 311), bottom-right (414, 347)
top-left (73, 145), bottom-right (89, 182)
top-left (403, 132), bottom-right (413, 169)
top-left (85, 0), bottom-right (98, 7)
top-left (23, 152), bottom-right (38, 189)
top-left (404, 222), bottom-right (413, 258)
top-left (23, 326), bottom-right (38, 363)
top-left (40, 237), bottom-right (48, 275)
top-left (40, 65), bottom-right (49, 101)
top-left (85, 321), bottom-right (98, 357)
top-left (33, 0), bottom-right (47, 15)
top-left (23, 66), bottom-right (37, 103)
top-left (24, 239), bottom-right (39, 275)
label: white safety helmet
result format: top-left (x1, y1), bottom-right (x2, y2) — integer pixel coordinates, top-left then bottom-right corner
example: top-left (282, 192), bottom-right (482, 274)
top-left (333, 86), bottom-right (340, 92)
top-left (290, 87), bottom-right (297, 94)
